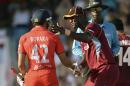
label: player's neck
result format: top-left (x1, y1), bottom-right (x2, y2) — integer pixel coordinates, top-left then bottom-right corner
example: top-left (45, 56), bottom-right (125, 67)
top-left (117, 31), bottom-right (124, 35)
top-left (43, 23), bottom-right (49, 29)
top-left (97, 19), bottom-right (103, 24)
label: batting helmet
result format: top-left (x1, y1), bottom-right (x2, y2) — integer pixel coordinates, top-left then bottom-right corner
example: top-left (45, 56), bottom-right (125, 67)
top-left (31, 9), bottom-right (51, 24)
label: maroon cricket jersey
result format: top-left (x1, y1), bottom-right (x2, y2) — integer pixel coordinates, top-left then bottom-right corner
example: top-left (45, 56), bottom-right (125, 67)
top-left (81, 23), bottom-right (116, 70)
top-left (117, 33), bottom-right (130, 85)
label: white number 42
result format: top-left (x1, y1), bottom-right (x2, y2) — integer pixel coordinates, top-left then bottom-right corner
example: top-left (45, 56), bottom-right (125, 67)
top-left (31, 44), bottom-right (49, 63)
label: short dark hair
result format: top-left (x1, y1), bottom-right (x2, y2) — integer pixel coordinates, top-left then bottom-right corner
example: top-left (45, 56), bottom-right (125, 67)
top-left (112, 18), bottom-right (124, 31)
top-left (31, 9), bottom-right (51, 25)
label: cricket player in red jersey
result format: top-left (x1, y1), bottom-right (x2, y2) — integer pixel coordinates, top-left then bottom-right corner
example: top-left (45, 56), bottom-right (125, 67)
top-left (112, 19), bottom-right (130, 86)
top-left (50, 6), bottom-right (119, 86)
top-left (17, 9), bottom-right (80, 86)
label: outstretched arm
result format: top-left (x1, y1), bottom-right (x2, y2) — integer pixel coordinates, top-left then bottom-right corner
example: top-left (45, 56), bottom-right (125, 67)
top-left (69, 31), bottom-right (92, 42)
top-left (51, 26), bottom-right (93, 43)
top-left (58, 52), bottom-right (82, 77)
top-left (58, 52), bottom-right (75, 70)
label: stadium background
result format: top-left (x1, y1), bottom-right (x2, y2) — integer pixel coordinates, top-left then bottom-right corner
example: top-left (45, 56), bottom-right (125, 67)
top-left (0, 0), bottom-right (130, 86)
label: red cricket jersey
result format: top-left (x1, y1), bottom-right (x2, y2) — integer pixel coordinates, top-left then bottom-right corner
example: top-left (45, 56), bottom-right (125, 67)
top-left (116, 33), bottom-right (130, 86)
top-left (18, 26), bottom-right (64, 86)
top-left (81, 23), bottom-right (116, 70)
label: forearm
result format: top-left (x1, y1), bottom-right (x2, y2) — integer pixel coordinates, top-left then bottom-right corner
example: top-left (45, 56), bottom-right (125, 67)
top-left (58, 53), bottom-right (75, 70)
top-left (65, 29), bottom-right (92, 43)
top-left (18, 65), bottom-right (26, 76)
top-left (18, 53), bottom-right (26, 76)
top-left (70, 32), bottom-right (91, 42)
top-left (62, 58), bottom-right (75, 70)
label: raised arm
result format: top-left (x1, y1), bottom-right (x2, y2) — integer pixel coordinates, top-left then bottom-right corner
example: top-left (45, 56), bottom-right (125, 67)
top-left (50, 26), bottom-right (93, 43)
top-left (57, 52), bottom-right (83, 77)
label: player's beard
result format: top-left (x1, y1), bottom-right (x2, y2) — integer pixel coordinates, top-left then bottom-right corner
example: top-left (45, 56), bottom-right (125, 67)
top-left (73, 22), bottom-right (79, 31)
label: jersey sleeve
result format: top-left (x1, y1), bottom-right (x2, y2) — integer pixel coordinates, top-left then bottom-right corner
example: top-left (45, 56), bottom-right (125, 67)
top-left (18, 36), bottom-right (26, 54)
top-left (54, 36), bottom-right (65, 54)
top-left (85, 23), bottom-right (102, 38)
top-left (72, 40), bottom-right (83, 56)
top-left (111, 24), bottom-right (120, 56)
top-left (72, 28), bottom-right (83, 56)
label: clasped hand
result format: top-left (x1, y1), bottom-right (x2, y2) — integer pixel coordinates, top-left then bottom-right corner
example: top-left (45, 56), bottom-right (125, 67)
top-left (49, 23), bottom-right (65, 35)
top-left (71, 62), bottom-right (83, 77)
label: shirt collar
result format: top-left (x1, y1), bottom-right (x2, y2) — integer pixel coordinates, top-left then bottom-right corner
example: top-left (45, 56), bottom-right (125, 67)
top-left (31, 26), bottom-right (48, 31)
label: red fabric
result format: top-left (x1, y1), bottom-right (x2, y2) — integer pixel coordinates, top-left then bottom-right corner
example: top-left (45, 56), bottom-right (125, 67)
top-left (18, 26), bottom-right (64, 86)
top-left (24, 70), bottom-right (59, 86)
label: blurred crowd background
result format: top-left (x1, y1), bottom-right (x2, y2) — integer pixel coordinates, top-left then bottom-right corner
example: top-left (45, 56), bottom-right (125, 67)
top-left (0, 0), bottom-right (130, 86)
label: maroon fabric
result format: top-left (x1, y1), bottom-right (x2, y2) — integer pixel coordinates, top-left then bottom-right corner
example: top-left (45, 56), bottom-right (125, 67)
top-left (85, 64), bottom-right (119, 86)
top-left (82, 23), bottom-right (116, 70)
top-left (81, 23), bottom-right (119, 86)
top-left (116, 33), bottom-right (130, 86)
top-left (0, 0), bottom-right (10, 3)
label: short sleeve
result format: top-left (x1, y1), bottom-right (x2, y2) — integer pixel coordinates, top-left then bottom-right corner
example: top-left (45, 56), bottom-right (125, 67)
top-left (54, 36), bottom-right (65, 54)
top-left (111, 24), bottom-right (120, 56)
top-left (72, 28), bottom-right (83, 56)
top-left (18, 36), bottom-right (26, 54)
top-left (72, 40), bottom-right (83, 56)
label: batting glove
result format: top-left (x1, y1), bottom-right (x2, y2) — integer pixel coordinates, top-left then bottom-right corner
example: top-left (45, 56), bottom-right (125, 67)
top-left (72, 62), bottom-right (83, 77)
top-left (16, 73), bottom-right (24, 86)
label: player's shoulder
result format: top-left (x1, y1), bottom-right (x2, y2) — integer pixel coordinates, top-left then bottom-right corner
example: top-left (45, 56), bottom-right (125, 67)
top-left (50, 33), bottom-right (61, 42)
top-left (126, 34), bottom-right (130, 37)
top-left (87, 22), bottom-right (100, 29)
top-left (103, 21), bottom-right (113, 25)
top-left (87, 22), bottom-right (95, 27)
top-left (46, 30), bottom-right (60, 38)
top-left (103, 21), bottom-right (116, 30)
top-left (87, 23), bottom-right (102, 33)
top-left (125, 34), bottom-right (130, 40)
top-left (119, 33), bottom-right (130, 40)
top-left (41, 30), bottom-right (61, 43)
top-left (19, 32), bottom-right (30, 41)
